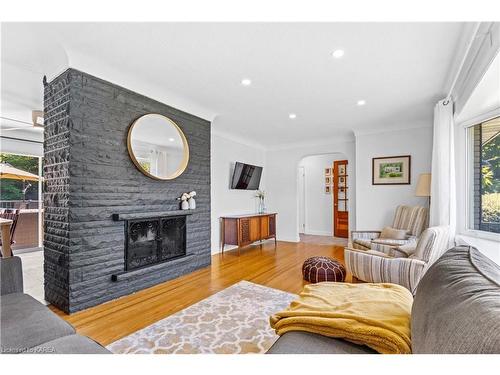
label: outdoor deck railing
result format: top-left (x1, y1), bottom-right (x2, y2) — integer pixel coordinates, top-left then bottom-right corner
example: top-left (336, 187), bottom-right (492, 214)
top-left (0, 200), bottom-right (40, 209)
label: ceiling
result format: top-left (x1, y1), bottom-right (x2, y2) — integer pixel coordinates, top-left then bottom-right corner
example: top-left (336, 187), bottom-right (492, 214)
top-left (1, 22), bottom-right (467, 147)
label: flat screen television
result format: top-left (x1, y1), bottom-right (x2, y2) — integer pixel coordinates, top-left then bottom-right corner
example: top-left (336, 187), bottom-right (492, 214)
top-left (231, 162), bottom-right (263, 190)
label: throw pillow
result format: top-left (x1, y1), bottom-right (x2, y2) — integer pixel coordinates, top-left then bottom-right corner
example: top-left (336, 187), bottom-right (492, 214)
top-left (379, 226), bottom-right (408, 240)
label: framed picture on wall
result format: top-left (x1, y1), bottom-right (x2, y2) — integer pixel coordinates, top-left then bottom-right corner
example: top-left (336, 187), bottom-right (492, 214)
top-left (325, 177), bottom-right (331, 184)
top-left (325, 168), bottom-right (331, 176)
top-left (338, 165), bottom-right (346, 175)
top-left (325, 185), bottom-right (331, 194)
top-left (372, 155), bottom-right (411, 185)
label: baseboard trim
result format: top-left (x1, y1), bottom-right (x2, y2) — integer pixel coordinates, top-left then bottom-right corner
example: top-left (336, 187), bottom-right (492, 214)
top-left (303, 230), bottom-right (333, 236)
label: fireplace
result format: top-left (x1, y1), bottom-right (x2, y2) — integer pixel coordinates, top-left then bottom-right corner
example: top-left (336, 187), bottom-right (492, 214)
top-left (125, 216), bottom-right (187, 270)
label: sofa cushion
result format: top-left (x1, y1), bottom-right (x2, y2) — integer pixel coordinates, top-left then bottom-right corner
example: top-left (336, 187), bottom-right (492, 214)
top-left (411, 246), bottom-right (500, 353)
top-left (27, 335), bottom-right (111, 354)
top-left (267, 331), bottom-right (376, 354)
top-left (0, 293), bottom-right (75, 353)
top-left (1, 256), bottom-right (23, 295)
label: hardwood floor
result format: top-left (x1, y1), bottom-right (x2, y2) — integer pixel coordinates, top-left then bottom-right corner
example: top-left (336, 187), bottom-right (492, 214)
top-left (50, 240), bottom-right (350, 346)
top-left (299, 233), bottom-right (348, 246)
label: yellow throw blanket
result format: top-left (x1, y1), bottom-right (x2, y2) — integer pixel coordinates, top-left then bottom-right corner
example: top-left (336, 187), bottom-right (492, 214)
top-left (270, 282), bottom-right (413, 354)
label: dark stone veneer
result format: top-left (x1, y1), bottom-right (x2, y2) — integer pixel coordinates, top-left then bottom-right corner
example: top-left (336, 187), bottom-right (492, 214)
top-left (43, 69), bottom-right (211, 313)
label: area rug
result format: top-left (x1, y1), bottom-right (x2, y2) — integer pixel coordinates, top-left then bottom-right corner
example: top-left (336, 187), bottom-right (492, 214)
top-left (106, 280), bottom-right (296, 354)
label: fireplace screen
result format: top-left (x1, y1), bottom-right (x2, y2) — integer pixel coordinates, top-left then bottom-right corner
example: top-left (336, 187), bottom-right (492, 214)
top-left (125, 216), bottom-right (186, 270)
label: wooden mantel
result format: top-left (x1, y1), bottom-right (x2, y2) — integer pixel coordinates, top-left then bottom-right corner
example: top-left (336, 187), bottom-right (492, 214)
top-left (112, 210), bottom-right (195, 221)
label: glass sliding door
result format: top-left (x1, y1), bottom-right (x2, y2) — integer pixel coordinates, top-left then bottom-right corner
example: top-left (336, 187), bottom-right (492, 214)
top-left (0, 152), bottom-right (43, 251)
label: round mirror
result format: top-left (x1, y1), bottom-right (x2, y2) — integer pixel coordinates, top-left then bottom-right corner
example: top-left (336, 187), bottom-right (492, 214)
top-left (127, 114), bottom-right (189, 180)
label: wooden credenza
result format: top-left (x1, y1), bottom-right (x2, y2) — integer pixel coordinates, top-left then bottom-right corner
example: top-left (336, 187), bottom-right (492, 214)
top-left (220, 213), bottom-right (277, 254)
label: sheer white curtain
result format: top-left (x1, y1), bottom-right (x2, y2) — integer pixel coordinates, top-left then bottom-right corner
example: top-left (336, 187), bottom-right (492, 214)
top-left (430, 99), bottom-right (456, 242)
top-left (157, 151), bottom-right (168, 177)
top-left (149, 150), bottom-right (159, 175)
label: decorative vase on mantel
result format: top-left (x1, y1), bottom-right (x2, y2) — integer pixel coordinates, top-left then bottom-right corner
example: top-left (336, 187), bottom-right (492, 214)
top-left (188, 197), bottom-right (196, 210)
top-left (178, 191), bottom-right (197, 210)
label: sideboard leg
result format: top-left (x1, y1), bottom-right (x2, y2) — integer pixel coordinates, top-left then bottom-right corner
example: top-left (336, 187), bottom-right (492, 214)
top-left (220, 218), bottom-right (225, 254)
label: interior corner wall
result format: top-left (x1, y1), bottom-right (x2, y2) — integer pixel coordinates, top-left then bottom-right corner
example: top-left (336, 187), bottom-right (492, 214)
top-left (265, 140), bottom-right (356, 243)
top-left (210, 133), bottom-right (266, 253)
top-left (355, 126), bottom-right (433, 231)
top-left (44, 68), bottom-right (211, 313)
top-left (299, 154), bottom-right (346, 236)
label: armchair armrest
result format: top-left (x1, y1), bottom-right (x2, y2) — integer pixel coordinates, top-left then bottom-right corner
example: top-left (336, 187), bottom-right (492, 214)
top-left (350, 230), bottom-right (381, 241)
top-left (344, 247), bottom-right (391, 258)
top-left (0, 256), bottom-right (24, 295)
top-left (344, 248), bottom-right (426, 292)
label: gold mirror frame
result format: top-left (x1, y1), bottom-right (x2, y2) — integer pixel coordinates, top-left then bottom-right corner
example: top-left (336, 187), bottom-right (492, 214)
top-left (127, 114), bottom-right (190, 180)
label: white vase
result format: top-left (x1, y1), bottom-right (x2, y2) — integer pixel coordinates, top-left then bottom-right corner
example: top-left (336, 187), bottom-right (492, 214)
top-left (181, 200), bottom-right (189, 210)
top-left (188, 197), bottom-right (196, 210)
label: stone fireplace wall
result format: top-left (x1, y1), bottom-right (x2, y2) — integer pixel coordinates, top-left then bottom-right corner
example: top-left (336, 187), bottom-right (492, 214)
top-left (44, 69), bottom-right (211, 313)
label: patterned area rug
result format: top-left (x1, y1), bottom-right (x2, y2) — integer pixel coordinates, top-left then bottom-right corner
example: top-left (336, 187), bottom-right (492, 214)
top-left (107, 280), bottom-right (296, 354)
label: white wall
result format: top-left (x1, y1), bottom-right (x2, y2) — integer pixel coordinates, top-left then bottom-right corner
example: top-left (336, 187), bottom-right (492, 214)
top-left (210, 132), bottom-right (266, 253)
top-left (299, 154), bottom-right (346, 236)
top-left (355, 126), bottom-right (433, 230)
top-left (265, 139), bottom-right (355, 243)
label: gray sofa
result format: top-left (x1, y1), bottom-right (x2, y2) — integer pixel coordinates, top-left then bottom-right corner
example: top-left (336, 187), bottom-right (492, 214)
top-left (0, 256), bottom-right (109, 354)
top-left (268, 246), bottom-right (500, 354)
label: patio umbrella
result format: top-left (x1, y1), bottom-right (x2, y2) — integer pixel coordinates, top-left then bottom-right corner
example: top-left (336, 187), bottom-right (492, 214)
top-left (0, 163), bottom-right (40, 181)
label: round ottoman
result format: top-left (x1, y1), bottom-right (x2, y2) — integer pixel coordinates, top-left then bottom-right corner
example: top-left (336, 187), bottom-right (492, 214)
top-left (302, 256), bottom-right (346, 283)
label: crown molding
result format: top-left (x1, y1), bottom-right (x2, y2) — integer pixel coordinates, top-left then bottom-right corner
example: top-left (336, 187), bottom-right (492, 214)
top-left (211, 128), bottom-right (267, 150)
top-left (269, 134), bottom-right (355, 151)
top-left (353, 122), bottom-right (432, 137)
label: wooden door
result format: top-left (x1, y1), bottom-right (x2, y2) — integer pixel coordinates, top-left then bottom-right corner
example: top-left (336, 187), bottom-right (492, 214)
top-left (333, 160), bottom-right (349, 238)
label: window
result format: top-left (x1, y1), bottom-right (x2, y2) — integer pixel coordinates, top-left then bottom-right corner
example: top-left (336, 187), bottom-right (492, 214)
top-left (468, 116), bottom-right (500, 234)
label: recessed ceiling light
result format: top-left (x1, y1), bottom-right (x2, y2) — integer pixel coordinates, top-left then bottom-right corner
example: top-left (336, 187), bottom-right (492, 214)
top-left (357, 100), bottom-right (366, 106)
top-left (168, 137), bottom-right (175, 142)
top-left (289, 113), bottom-right (297, 119)
top-left (332, 49), bottom-right (345, 59)
top-left (241, 78), bottom-right (252, 86)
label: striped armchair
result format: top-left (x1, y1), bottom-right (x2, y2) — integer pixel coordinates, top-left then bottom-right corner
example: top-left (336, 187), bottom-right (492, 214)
top-left (350, 205), bottom-right (429, 250)
top-left (344, 226), bottom-right (450, 292)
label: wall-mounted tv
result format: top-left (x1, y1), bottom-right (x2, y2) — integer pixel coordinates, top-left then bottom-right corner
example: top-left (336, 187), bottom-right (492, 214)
top-left (231, 162), bottom-right (263, 190)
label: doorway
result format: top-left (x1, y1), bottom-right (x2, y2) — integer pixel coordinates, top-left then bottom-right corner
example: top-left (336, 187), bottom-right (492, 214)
top-left (0, 151), bottom-right (45, 303)
top-left (297, 153), bottom-right (348, 245)
top-left (332, 159), bottom-right (349, 238)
